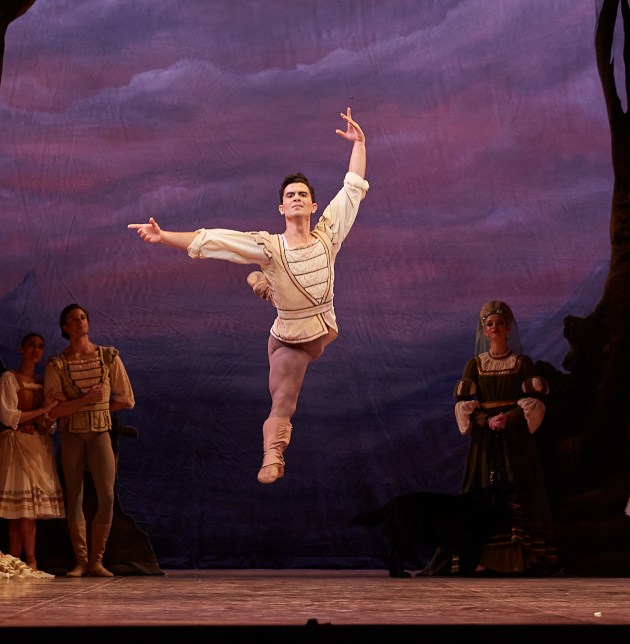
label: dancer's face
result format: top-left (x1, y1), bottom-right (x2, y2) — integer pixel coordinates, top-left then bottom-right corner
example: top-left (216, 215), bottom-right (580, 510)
top-left (19, 335), bottom-right (45, 365)
top-left (63, 308), bottom-right (90, 339)
top-left (279, 182), bottom-right (318, 219)
top-left (483, 314), bottom-right (510, 342)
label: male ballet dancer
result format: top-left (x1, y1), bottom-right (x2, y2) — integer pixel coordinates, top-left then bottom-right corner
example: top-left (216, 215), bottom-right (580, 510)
top-left (128, 108), bottom-right (368, 484)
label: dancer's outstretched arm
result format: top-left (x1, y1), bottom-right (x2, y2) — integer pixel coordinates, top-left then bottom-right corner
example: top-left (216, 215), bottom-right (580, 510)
top-left (127, 216), bottom-right (199, 250)
top-left (335, 107), bottom-right (366, 179)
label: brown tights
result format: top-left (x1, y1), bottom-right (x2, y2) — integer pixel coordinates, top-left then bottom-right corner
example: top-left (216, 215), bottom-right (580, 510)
top-left (61, 431), bottom-right (116, 525)
top-left (267, 329), bottom-right (337, 420)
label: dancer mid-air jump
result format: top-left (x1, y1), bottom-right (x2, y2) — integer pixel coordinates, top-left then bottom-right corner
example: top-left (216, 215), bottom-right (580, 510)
top-left (128, 108), bottom-right (368, 484)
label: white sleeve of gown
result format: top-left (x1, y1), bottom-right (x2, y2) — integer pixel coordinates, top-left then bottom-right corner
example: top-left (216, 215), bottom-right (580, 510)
top-left (454, 400), bottom-right (479, 435)
top-left (0, 371), bottom-right (20, 428)
top-left (517, 397), bottom-right (546, 433)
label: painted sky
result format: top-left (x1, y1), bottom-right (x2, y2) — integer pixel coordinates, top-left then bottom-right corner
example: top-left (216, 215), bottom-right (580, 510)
top-left (0, 0), bottom-right (619, 566)
top-left (1, 0), bottom-right (613, 343)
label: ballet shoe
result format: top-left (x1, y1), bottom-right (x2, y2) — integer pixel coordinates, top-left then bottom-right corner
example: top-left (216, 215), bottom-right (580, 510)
top-left (257, 463), bottom-right (284, 484)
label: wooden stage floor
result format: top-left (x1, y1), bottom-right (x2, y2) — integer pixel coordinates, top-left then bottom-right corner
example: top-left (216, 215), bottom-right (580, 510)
top-left (1, 569), bottom-right (629, 643)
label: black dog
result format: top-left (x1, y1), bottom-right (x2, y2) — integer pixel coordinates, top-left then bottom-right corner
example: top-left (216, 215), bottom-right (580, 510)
top-left (352, 483), bottom-right (516, 578)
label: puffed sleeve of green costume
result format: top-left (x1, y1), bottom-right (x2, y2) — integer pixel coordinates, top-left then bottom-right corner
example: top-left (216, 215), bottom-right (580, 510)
top-left (517, 355), bottom-right (548, 433)
top-left (453, 358), bottom-right (479, 435)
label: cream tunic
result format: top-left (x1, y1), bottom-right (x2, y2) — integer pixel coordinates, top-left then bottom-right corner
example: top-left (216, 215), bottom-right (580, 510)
top-left (187, 171), bottom-right (369, 343)
top-left (44, 346), bottom-right (135, 433)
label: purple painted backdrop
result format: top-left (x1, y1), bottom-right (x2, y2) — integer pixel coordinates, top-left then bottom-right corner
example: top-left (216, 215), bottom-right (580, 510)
top-left (0, 0), bottom-right (615, 567)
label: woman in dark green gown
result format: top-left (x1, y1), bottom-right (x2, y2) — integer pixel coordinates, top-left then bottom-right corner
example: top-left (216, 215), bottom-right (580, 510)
top-left (422, 301), bottom-right (560, 576)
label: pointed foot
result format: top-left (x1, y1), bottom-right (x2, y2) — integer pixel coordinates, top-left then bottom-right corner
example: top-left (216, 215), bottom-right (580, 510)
top-left (257, 463), bottom-right (284, 484)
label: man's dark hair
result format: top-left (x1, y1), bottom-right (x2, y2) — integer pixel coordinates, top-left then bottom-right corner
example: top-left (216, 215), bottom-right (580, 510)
top-left (59, 303), bottom-right (89, 340)
top-left (278, 173), bottom-right (316, 204)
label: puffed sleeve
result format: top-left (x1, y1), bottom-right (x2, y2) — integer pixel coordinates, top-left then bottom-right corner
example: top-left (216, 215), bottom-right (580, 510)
top-left (453, 359), bottom-right (479, 435)
top-left (44, 357), bottom-right (63, 401)
top-left (104, 348), bottom-right (135, 409)
top-left (517, 358), bottom-right (549, 433)
top-left (187, 228), bottom-right (270, 265)
top-left (316, 172), bottom-right (369, 249)
top-left (0, 371), bottom-right (20, 428)
top-left (455, 400), bottom-right (480, 435)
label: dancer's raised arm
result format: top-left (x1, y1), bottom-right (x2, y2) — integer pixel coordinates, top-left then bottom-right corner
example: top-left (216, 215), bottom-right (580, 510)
top-left (335, 107), bottom-right (366, 179)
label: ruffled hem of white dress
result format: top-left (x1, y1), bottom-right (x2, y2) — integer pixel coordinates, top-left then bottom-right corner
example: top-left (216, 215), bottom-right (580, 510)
top-left (0, 553), bottom-right (54, 579)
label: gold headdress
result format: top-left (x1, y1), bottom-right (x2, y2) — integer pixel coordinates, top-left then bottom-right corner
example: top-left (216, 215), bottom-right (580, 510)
top-left (474, 300), bottom-right (521, 356)
top-left (479, 300), bottom-right (514, 325)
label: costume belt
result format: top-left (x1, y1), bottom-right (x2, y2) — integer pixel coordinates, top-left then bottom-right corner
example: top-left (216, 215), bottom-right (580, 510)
top-left (479, 400), bottom-right (518, 410)
top-left (59, 404), bottom-right (112, 433)
top-left (276, 300), bottom-right (333, 320)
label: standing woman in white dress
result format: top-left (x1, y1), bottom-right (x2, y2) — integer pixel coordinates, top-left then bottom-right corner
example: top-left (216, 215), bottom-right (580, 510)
top-left (0, 333), bottom-right (65, 572)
